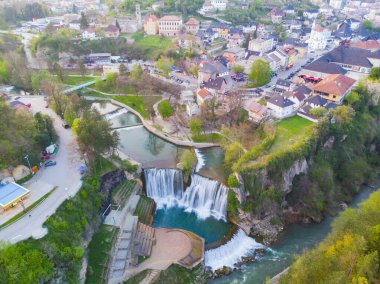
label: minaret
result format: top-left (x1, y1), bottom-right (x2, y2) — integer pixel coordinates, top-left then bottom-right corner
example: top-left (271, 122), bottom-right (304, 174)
top-left (136, 4), bottom-right (142, 29)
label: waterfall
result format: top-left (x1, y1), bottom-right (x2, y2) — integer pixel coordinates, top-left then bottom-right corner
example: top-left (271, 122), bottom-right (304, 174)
top-left (104, 108), bottom-right (128, 120)
top-left (179, 174), bottom-right (228, 220)
top-left (195, 149), bottom-right (206, 172)
top-left (205, 229), bottom-right (266, 271)
top-left (145, 168), bottom-right (184, 208)
top-left (144, 169), bottom-right (228, 220)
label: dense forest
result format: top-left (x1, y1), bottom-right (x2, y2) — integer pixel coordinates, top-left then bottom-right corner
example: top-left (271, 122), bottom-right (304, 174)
top-left (0, 3), bottom-right (49, 28)
top-left (280, 189), bottom-right (380, 283)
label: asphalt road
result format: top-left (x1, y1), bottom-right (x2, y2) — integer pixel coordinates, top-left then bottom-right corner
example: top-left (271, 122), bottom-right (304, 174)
top-left (0, 96), bottom-right (82, 243)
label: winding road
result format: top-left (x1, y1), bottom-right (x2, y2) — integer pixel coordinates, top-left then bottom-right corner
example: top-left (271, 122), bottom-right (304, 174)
top-left (0, 96), bottom-right (82, 243)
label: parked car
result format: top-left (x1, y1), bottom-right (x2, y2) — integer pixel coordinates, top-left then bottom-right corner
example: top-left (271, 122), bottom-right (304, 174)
top-left (44, 160), bottom-right (57, 168)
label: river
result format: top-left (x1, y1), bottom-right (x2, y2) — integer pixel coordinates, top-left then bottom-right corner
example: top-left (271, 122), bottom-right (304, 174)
top-left (210, 178), bottom-right (380, 284)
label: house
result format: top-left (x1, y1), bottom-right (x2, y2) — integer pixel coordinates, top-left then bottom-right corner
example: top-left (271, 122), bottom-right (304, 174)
top-left (210, 0), bottom-right (228, 10)
top-left (197, 88), bottom-right (213, 105)
top-left (200, 1), bottom-right (214, 13)
top-left (198, 61), bottom-right (229, 85)
top-left (82, 27), bottom-right (96, 40)
top-left (104, 25), bottom-right (120, 38)
top-left (351, 40), bottom-right (380, 51)
top-left (186, 103), bottom-right (200, 116)
top-left (228, 33), bottom-right (244, 48)
top-left (248, 102), bottom-right (268, 122)
top-left (68, 20), bottom-right (81, 30)
top-left (287, 86), bottom-right (309, 107)
top-left (312, 74), bottom-right (356, 103)
top-left (248, 38), bottom-right (274, 53)
top-left (178, 34), bottom-right (197, 49)
top-left (270, 8), bottom-right (283, 24)
top-left (9, 101), bottom-right (30, 112)
top-left (268, 48), bottom-right (289, 70)
top-left (276, 79), bottom-right (294, 92)
top-left (335, 21), bottom-right (353, 40)
top-left (284, 4), bottom-right (295, 15)
top-left (159, 15), bottom-right (182, 37)
top-left (242, 23), bottom-right (257, 34)
top-left (203, 77), bottom-right (228, 96)
top-left (212, 23), bottom-right (230, 39)
top-left (321, 46), bottom-right (380, 73)
top-left (267, 94), bottom-right (295, 118)
top-left (303, 9), bottom-right (319, 20)
top-left (330, 0), bottom-right (347, 9)
top-left (297, 105), bottom-right (319, 122)
top-left (305, 95), bottom-right (327, 108)
top-left (308, 26), bottom-right (331, 50)
top-left (300, 60), bottom-right (348, 81)
top-left (185, 18), bottom-right (200, 34)
top-left (144, 14), bottom-right (159, 35)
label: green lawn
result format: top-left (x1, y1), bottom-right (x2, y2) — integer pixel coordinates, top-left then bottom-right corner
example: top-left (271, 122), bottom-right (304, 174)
top-left (85, 225), bottom-right (119, 284)
top-left (270, 116), bottom-right (314, 153)
top-left (132, 32), bottom-right (173, 59)
top-left (192, 133), bottom-right (222, 143)
top-left (86, 92), bottom-right (161, 119)
top-left (62, 76), bottom-right (97, 86)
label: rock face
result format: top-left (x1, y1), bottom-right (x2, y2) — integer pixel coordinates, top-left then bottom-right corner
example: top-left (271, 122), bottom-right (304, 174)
top-left (12, 165), bottom-right (31, 181)
top-left (249, 217), bottom-right (284, 245)
top-left (282, 159), bottom-right (308, 194)
top-left (100, 169), bottom-right (126, 210)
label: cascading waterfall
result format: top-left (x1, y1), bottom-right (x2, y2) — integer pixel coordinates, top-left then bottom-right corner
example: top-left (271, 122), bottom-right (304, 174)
top-left (194, 149), bottom-right (206, 172)
top-left (145, 168), bottom-right (184, 208)
top-left (205, 229), bottom-right (266, 271)
top-left (144, 169), bottom-right (228, 220)
top-left (179, 174), bottom-right (228, 220)
top-left (104, 108), bottom-right (128, 120)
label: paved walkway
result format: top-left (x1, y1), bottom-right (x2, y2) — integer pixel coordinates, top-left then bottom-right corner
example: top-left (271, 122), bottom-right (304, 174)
top-left (0, 96), bottom-right (82, 243)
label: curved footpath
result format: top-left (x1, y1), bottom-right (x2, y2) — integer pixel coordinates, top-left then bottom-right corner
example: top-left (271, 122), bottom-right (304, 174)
top-left (84, 96), bottom-right (217, 148)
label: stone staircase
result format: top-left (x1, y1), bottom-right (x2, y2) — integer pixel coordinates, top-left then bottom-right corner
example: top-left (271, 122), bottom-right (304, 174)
top-left (108, 214), bottom-right (138, 281)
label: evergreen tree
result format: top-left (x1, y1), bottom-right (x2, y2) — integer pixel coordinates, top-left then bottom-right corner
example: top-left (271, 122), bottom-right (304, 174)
top-left (80, 12), bottom-right (89, 30)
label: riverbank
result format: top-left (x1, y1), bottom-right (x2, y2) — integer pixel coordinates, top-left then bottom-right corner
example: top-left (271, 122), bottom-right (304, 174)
top-left (84, 96), bottom-right (217, 148)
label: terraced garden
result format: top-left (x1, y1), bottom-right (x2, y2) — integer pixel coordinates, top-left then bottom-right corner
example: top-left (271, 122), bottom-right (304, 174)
top-left (133, 196), bottom-right (155, 225)
top-left (112, 179), bottom-right (137, 208)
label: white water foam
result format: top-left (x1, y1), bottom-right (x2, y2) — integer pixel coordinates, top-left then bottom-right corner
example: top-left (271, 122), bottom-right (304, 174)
top-left (144, 169), bottom-right (228, 220)
top-left (195, 148), bottom-right (206, 172)
top-left (104, 108), bottom-right (128, 120)
top-left (116, 125), bottom-right (144, 131)
top-left (205, 229), bottom-right (266, 271)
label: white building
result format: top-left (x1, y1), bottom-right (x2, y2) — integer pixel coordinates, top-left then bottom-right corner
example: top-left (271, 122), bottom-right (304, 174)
top-left (308, 25), bottom-right (331, 51)
top-left (330, 0), bottom-right (347, 9)
top-left (210, 0), bottom-right (228, 10)
top-left (267, 95), bottom-right (295, 118)
top-left (248, 38), bottom-right (274, 53)
top-left (82, 27), bottom-right (96, 40)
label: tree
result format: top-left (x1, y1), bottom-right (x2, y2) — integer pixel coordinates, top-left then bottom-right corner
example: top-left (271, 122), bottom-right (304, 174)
top-left (53, 62), bottom-right (65, 82)
top-left (180, 150), bottom-right (196, 176)
top-left (80, 12), bottom-right (89, 30)
top-left (31, 70), bottom-right (49, 93)
top-left (232, 64), bottom-right (245, 74)
top-left (309, 107), bottom-right (327, 117)
top-left (75, 109), bottom-right (119, 165)
top-left (189, 117), bottom-right (203, 136)
top-left (115, 20), bottom-right (121, 32)
top-left (333, 105), bottom-right (355, 125)
top-left (129, 64), bottom-right (143, 81)
top-left (248, 59), bottom-right (271, 87)
top-left (345, 92), bottom-right (360, 105)
top-left (41, 80), bottom-right (68, 118)
top-left (77, 59), bottom-right (86, 77)
top-left (119, 63), bottom-right (128, 76)
top-left (224, 142), bottom-right (244, 169)
top-left (157, 99), bottom-right (174, 118)
top-left (155, 56), bottom-right (174, 75)
top-left (369, 67), bottom-right (380, 80)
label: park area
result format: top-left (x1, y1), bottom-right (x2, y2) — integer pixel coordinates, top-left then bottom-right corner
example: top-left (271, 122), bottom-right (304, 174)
top-left (269, 116), bottom-right (314, 153)
top-left (132, 33), bottom-right (174, 59)
top-left (61, 76), bottom-right (97, 86)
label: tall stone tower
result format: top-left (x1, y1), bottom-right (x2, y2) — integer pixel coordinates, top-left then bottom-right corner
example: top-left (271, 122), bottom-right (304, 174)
top-left (136, 4), bottom-right (142, 29)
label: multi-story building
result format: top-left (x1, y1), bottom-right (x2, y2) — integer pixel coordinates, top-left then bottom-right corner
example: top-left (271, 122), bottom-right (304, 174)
top-left (185, 18), bottom-right (200, 34)
top-left (144, 14), bottom-right (159, 35)
top-left (158, 15), bottom-right (182, 37)
top-left (248, 38), bottom-right (274, 53)
top-left (308, 26), bottom-right (331, 50)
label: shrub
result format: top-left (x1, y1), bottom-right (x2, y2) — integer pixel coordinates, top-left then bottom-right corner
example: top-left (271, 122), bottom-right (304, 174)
top-left (228, 174), bottom-right (240, 187)
top-left (157, 99), bottom-right (173, 118)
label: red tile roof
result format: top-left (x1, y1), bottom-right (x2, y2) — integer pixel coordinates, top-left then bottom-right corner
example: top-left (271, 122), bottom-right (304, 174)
top-left (186, 18), bottom-right (199, 26)
top-left (85, 27), bottom-right (95, 33)
top-left (313, 74), bottom-right (356, 96)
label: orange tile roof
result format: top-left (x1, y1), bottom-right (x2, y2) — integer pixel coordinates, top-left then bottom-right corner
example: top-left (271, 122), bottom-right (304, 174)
top-left (197, 88), bottom-right (211, 99)
top-left (248, 102), bottom-right (267, 115)
top-left (313, 74), bottom-right (356, 97)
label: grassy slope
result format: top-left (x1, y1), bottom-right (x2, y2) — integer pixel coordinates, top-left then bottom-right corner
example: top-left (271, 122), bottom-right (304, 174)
top-left (132, 32), bottom-right (173, 59)
top-left (270, 116), bottom-right (313, 153)
top-left (85, 225), bottom-right (119, 284)
top-left (62, 76), bottom-right (97, 86)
